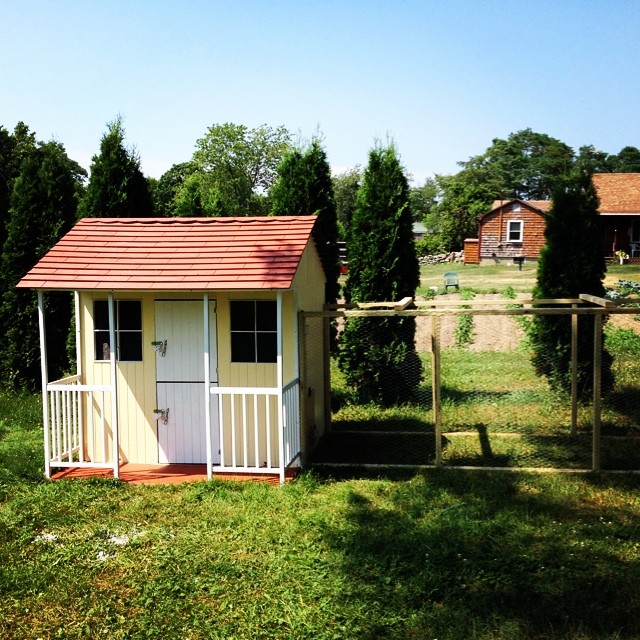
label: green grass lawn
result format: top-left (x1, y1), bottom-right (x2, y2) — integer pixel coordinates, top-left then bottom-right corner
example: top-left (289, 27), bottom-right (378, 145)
top-left (417, 261), bottom-right (640, 296)
top-left (3, 393), bottom-right (640, 639)
top-left (2, 266), bottom-right (640, 639)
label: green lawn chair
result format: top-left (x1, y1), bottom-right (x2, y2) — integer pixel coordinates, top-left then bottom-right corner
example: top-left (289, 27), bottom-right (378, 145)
top-left (443, 271), bottom-right (459, 291)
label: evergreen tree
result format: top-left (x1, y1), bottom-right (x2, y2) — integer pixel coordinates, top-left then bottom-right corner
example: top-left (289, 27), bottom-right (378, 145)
top-left (339, 144), bottom-right (421, 405)
top-left (78, 117), bottom-right (153, 218)
top-left (0, 141), bottom-right (82, 389)
top-left (0, 123), bottom-right (37, 251)
top-left (529, 169), bottom-right (614, 398)
top-left (271, 140), bottom-right (340, 304)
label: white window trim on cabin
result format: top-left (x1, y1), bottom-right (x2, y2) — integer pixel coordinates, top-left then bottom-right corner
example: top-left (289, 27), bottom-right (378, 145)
top-left (507, 219), bottom-right (524, 243)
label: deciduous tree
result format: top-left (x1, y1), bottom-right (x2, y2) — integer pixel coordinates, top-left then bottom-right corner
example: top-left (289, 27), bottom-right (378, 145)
top-left (150, 161), bottom-right (197, 217)
top-left (433, 129), bottom-right (575, 250)
top-left (332, 167), bottom-right (361, 237)
top-left (175, 123), bottom-right (290, 216)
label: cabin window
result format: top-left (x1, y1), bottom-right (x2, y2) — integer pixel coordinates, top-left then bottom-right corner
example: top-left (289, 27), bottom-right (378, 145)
top-left (230, 300), bottom-right (277, 363)
top-left (507, 220), bottom-right (523, 242)
top-left (94, 300), bottom-right (143, 362)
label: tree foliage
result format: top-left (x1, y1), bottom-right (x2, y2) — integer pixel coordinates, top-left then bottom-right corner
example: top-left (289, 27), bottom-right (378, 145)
top-left (339, 144), bottom-right (421, 405)
top-left (150, 161), bottom-right (197, 217)
top-left (0, 123), bottom-right (37, 251)
top-left (529, 169), bottom-right (614, 398)
top-left (432, 129), bottom-right (575, 250)
top-left (610, 146), bottom-right (640, 173)
top-left (332, 167), bottom-right (361, 238)
top-left (0, 141), bottom-right (83, 389)
top-left (271, 140), bottom-right (340, 303)
top-left (78, 117), bottom-right (154, 218)
top-left (174, 123), bottom-right (291, 216)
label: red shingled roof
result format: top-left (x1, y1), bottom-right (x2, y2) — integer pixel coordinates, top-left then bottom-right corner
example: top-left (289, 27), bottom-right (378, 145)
top-left (592, 173), bottom-right (640, 214)
top-left (17, 216), bottom-right (319, 291)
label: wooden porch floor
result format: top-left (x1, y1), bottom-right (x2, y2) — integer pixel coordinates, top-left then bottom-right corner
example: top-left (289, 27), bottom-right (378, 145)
top-left (51, 463), bottom-right (297, 486)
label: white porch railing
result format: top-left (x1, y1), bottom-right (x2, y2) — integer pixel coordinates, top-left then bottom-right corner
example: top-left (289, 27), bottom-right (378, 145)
top-left (210, 379), bottom-right (301, 481)
top-left (45, 375), bottom-right (114, 475)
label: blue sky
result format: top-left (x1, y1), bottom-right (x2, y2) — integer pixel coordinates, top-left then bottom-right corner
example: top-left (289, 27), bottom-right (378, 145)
top-left (2, 1), bottom-right (639, 184)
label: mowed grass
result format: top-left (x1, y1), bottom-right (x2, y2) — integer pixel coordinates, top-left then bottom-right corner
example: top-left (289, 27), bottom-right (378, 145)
top-left (2, 265), bottom-right (640, 639)
top-left (2, 458), bottom-right (640, 638)
top-left (418, 261), bottom-right (640, 296)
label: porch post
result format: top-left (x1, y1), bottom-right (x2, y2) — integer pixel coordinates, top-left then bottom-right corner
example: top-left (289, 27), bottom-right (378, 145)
top-left (108, 293), bottom-right (120, 479)
top-left (74, 291), bottom-right (82, 377)
top-left (203, 293), bottom-right (213, 480)
top-left (277, 291), bottom-right (285, 484)
top-left (74, 291), bottom-right (85, 463)
top-left (38, 291), bottom-right (51, 479)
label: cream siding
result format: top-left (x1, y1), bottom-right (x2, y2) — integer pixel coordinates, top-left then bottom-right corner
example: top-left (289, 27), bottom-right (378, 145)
top-left (292, 241), bottom-right (328, 461)
top-left (76, 238), bottom-right (326, 468)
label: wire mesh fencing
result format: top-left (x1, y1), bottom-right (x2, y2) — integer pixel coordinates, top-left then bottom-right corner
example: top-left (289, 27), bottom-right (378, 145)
top-left (303, 295), bottom-right (640, 474)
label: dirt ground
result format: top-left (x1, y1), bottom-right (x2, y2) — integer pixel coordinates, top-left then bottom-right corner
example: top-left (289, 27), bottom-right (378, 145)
top-left (413, 293), bottom-right (640, 352)
top-left (414, 293), bottom-right (525, 352)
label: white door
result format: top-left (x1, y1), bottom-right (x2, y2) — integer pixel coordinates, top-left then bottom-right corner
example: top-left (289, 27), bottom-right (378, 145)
top-left (155, 300), bottom-right (219, 464)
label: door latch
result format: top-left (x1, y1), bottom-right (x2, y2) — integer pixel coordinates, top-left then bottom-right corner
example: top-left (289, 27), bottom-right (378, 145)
top-left (153, 408), bottom-right (170, 425)
top-left (152, 340), bottom-right (167, 357)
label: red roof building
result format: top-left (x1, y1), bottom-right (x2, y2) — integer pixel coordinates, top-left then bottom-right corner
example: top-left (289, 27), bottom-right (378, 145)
top-left (18, 216), bottom-right (328, 484)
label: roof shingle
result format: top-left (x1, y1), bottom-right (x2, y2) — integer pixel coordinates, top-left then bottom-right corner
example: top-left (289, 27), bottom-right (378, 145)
top-left (592, 173), bottom-right (640, 214)
top-left (18, 216), bottom-right (318, 291)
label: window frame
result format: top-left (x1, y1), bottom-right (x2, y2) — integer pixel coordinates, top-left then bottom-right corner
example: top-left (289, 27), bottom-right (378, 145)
top-left (230, 300), bottom-right (278, 364)
top-left (507, 219), bottom-right (524, 243)
top-left (93, 300), bottom-right (143, 362)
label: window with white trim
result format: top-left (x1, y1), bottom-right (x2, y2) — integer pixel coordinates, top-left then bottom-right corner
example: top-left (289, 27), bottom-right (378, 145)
top-left (94, 300), bottom-right (143, 361)
top-left (230, 300), bottom-right (277, 363)
top-left (507, 220), bottom-right (523, 242)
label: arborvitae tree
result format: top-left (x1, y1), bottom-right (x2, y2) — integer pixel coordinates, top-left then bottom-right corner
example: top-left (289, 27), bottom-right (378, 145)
top-left (78, 117), bottom-right (153, 218)
top-left (270, 149), bottom-right (307, 213)
top-left (530, 169), bottom-right (614, 398)
top-left (339, 144), bottom-right (421, 405)
top-left (271, 140), bottom-right (341, 304)
top-left (0, 141), bottom-right (82, 389)
top-left (0, 123), bottom-right (37, 251)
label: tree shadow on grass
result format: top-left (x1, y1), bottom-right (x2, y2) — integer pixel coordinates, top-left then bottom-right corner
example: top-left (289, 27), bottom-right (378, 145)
top-left (319, 469), bottom-right (640, 639)
top-left (312, 429), bottom-right (439, 466)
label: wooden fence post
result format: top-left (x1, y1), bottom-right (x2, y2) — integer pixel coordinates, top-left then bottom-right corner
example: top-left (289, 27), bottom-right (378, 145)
top-left (431, 315), bottom-right (442, 466)
top-left (592, 314), bottom-right (603, 472)
top-left (571, 304), bottom-right (578, 436)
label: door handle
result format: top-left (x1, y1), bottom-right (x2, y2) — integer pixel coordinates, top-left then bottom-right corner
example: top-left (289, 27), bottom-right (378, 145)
top-left (152, 340), bottom-right (167, 357)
